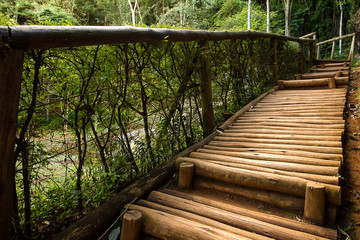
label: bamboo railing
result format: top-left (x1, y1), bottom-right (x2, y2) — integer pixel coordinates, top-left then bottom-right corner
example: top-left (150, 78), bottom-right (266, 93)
top-left (0, 26), bottom-right (315, 240)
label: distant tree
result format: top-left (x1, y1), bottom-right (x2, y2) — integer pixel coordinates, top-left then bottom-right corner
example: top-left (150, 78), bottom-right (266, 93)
top-left (248, 0), bottom-right (251, 30)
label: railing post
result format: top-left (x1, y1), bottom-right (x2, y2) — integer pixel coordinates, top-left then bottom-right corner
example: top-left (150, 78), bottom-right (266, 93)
top-left (0, 47), bottom-right (25, 240)
top-left (317, 45), bottom-right (320, 60)
top-left (199, 40), bottom-right (215, 137)
top-left (349, 33), bottom-right (356, 65)
top-left (299, 42), bottom-right (304, 73)
top-left (271, 38), bottom-right (278, 84)
top-left (331, 41), bottom-right (336, 60)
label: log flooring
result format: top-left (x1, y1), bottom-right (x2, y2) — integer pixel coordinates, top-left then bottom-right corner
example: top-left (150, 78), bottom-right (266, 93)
top-left (125, 61), bottom-right (350, 240)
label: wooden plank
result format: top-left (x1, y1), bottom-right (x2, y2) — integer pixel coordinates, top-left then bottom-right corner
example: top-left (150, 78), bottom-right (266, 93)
top-left (232, 122), bottom-right (344, 129)
top-left (162, 189), bottom-right (337, 240)
top-left (146, 191), bottom-right (330, 240)
top-left (226, 127), bottom-right (343, 136)
top-left (189, 152), bottom-right (339, 176)
top-left (219, 132), bottom-right (341, 141)
top-left (127, 204), bottom-right (249, 240)
top-left (136, 200), bottom-right (271, 240)
top-left (197, 148), bottom-right (341, 167)
top-left (203, 145), bottom-right (343, 161)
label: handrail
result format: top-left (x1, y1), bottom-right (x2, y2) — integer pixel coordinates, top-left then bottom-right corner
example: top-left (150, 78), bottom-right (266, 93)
top-left (315, 32), bottom-right (355, 62)
top-left (0, 26), bottom-right (314, 50)
top-left (300, 32), bottom-right (317, 40)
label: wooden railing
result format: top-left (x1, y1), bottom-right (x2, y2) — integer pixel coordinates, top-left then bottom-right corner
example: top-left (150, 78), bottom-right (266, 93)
top-left (0, 26), bottom-right (315, 240)
top-left (316, 32), bottom-right (356, 63)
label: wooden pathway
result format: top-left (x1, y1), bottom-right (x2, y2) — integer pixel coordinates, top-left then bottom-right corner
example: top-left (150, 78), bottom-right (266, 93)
top-left (121, 61), bottom-right (350, 240)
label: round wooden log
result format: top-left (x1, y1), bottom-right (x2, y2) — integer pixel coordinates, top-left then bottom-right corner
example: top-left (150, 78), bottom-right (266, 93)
top-left (328, 78), bottom-right (336, 89)
top-left (335, 71), bottom-right (342, 77)
top-left (127, 204), bottom-right (249, 240)
top-left (146, 191), bottom-right (329, 240)
top-left (203, 145), bottom-right (343, 162)
top-left (197, 148), bottom-right (341, 167)
top-left (162, 188), bottom-right (338, 240)
top-left (137, 199), bottom-right (271, 240)
top-left (176, 157), bottom-right (342, 206)
top-left (303, 183), bottom-right (326, 226)
top-left (178, 163), bottom-right (194, 189)
top-left (189, 151), bottom-right (339, 176)
top-left (278, 80), bottom-right (285, 90)
top-left (120, 210), bottom-right (142, 240)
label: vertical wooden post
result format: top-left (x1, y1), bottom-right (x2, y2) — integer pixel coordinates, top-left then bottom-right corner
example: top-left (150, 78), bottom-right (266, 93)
top-left (303, 183), bottom-right (326, 226)
top-left (199, 40), bottom-right (215, 137)
top-left (349, 33), bottom-right (356, 65)
top-left (295, 74), bottom-right (302, 80)
top-left (0, 48), bottom-right (25, 240)
top-left (299, 42), bottom-right (304, 73)
top-left (120, 210), bottom-right (142, 240)
top-left (271, 38), bottom-right (278, 84)
top-left (317, 45), bottom-right (320, 59)
top-left (178, 163), bottom-right (194, 189)
top-left (328, 78), bottom-right (336, 88)
top-left (277, 80), bottom-right (285, 90)
top-left (330, 41), bottom-right (335, 60)
top-left (309, 41), bottom-right (315, 67)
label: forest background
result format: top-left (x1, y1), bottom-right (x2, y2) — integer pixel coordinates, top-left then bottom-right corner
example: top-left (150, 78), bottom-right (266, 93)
top-left (1, 0), bottom-right (360, 239)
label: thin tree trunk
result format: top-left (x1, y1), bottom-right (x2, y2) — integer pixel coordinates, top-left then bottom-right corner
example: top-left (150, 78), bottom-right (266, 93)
top-left (284, 0), bottom-right (291, 36)
top-left (248, 0), bottom-right (252, 30)
top-left (339, 2), bottom-right (343, 55)
top-left (128, 0), bottom-right (136, 25)
top-left (266, 0), bottom-right (270, 33)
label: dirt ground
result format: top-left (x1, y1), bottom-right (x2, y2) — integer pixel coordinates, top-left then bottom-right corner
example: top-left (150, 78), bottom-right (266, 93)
top-left (339, 67), bottom-right (360, 239)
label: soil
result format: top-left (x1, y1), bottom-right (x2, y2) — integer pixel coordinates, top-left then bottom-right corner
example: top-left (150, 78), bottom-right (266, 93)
top-left (339, 67), bottom-right (360, 239)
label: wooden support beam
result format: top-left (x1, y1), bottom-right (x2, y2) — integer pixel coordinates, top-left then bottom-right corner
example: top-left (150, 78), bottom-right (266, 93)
top-left (199, 40), bottom-right (215, 137)
top-left (349, 34), bottom-right (356, 64)
top-left (178, 163), bottom-right (194, 189)
top-left (120, 210), bottom-right (142, 240)
top-left (304, 183), bottom-right (326, 226)
top-left (331, 41), bottom-right (335, 60)
top-left (0, 48), bottom-right (24, 240)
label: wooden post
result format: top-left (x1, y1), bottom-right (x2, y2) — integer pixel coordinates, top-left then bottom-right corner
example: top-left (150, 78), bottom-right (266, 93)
top-left (328, 78), bottom-right (336, 88)
top-left (299, 42), bottom-right (304, 73)
top-left (303, 183), bottom-right (326, 226)
top-left (0, 48), bottom-right (24, 240)
top-left (199, 40), bottom-right (215, 137)
top-left (317, 45), bottom-right (320, 59)
top-left (277, 80), bottom-right (285, 90)
top-left (330, 41), bottom-right (335, 60)
top-left (271, 38), bottom-right (279, 84)
top-left (349, 34), bottom-right (356, 65)
top-left (178, 163), bottom-right (194, 189)
top-left (120, 210), bottom-right (142, 240)
top-left (295, 74), bottom-right (302, 80)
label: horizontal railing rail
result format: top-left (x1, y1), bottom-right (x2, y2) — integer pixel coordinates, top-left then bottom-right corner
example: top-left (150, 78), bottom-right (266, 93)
top-left (0, 26), bottom-right (314, 50)
top-left (316, 32), bottom-right (355, 62)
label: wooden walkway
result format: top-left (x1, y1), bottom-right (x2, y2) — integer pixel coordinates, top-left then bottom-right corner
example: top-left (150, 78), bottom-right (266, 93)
top-left (121, 61), bottom-right (350, 240)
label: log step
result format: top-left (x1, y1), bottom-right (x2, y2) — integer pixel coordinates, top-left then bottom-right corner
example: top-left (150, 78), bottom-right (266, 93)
top-left (278, 78), bottom-right (348, 89)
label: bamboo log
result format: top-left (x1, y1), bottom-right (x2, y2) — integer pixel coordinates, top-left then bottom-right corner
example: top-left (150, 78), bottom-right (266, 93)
top-left (331, 41), bottom-right (335, 60)
top-left (280, 79), bottom-right (331, 88)
top-left (303, 183), bottom-right (326, 226)
top-left (242, 111), bottom-right (343, 117)
top-left (189, 151), bottom-right (339, 176)
top-left (215, 135), bottom-right (341, 147)
top-left (137, 199), bottom-right (271, 240)
top-left (301, 71), bottom-right (348, 79)
top-left (146, 191), bottom-right (329, 240)
top-left (312, 67), bottom-right (349, 72)
top-left (127, 204), bottom-right (249, 240)
top-left (203, 145), bottom-right (343, 161)
top-left (162, 188), bottom-right (338, 240)
top-left (239, 115), bottom-right (344, 121)
top-left (208, 140), bottom-right (343, 154)
top-left (120, 210), bottom-right (142, 240)
top-left (178, 163), bottom-right (194, 189)
top-left (236, 118), bottom-right (344, 125)
top-left (197, 148), bottom-right (341, 167)
top-left (176, 157), bottom-right (342, 206)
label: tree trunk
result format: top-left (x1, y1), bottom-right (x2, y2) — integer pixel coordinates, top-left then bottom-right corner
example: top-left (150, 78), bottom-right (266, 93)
top-left (248, 0), bottom-right (252, 30)
top-left (284, 0), bottom-right (291, 36)
top-left (339, 2), bottom-right (343, 55)
top-left (266, 0), bottom-right (270, 33)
